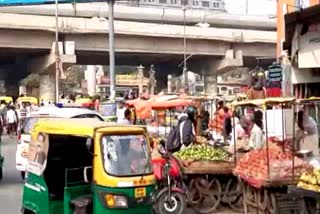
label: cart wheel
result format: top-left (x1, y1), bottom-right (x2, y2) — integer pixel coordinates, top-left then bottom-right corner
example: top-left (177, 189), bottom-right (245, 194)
top-left (243, 182), bottom-right (248, 214)
top-left (186, 178), bottom-right (202, 205)
top-left (192, 177), bottom-right (222, 214)
top-left (221, 177), bottom-right (244, 212)
top-left (267, 192), bottom-right (277, 214)
top-left (257, 188), bottom-right (269, 213)
top-left (244, 183), bottom-right (259, 212)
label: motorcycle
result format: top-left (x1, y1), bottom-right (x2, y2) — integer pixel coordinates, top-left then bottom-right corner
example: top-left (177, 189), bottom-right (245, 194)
top-left (152, 143), bottom-right (186, 214)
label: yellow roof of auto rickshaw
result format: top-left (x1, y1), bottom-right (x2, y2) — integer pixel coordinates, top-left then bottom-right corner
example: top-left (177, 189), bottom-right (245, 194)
top-left (297, 97), bottom-right (320, 103)
top-left (17, 96), bottom-right (38, 104)
top-left (0, 96), bottom-right (13, 103)
top-left (75, 98), bottom-right (93, 104)
top-left (32, 118), bottom-right (147, 138)
top-left (231, 97), bottom-right (296, 107)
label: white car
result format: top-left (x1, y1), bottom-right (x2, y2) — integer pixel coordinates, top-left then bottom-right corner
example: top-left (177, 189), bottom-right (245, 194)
top-left (16, 107), bottom-right (104, 179)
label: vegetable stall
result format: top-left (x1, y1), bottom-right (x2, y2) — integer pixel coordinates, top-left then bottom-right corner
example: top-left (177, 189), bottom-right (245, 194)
top-left (232, 98), bottom-right (312, 214)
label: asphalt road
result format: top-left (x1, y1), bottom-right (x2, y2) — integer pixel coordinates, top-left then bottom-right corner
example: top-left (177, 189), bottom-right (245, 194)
top-left (0, 135), bottom-right (244, 214)
top-left (0, 135), bottom-right (23, 214)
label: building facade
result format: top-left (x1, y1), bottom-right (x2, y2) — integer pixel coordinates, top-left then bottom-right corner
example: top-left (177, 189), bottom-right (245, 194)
top-left (281, 2), bottom-right (320, 98)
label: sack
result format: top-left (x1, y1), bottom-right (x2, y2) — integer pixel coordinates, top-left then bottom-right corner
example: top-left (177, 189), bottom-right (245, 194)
top-left (166, 121), bottom-right (185, 153)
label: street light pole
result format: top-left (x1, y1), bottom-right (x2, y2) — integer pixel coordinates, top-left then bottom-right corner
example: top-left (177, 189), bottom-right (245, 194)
top-left (54, 0), bottom-right (60, 103)
top-left (183, 4), bottom-right (188, 93)
top-left (108, 0), bottom-right (116, 100)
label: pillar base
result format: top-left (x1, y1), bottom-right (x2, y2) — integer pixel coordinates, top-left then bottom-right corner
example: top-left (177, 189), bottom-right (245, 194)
top-left (39, 73), bottom-right (56, 103)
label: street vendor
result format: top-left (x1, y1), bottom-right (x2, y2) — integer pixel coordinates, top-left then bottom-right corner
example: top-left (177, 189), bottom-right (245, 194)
top-left (210, 100), bottom-right (227, 139)
top-left (296, 110), bottom-right (319, 155)
top-left (243, 115), bottom-right (265, 149)
top-left (248, 68), bottom-right (267, 100)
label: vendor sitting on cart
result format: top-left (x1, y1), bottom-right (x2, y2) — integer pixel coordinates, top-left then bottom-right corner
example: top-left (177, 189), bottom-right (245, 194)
top-left (296, 110), bottom-right (319, 155)
top-left (243, 115), bottom-right (265, 149)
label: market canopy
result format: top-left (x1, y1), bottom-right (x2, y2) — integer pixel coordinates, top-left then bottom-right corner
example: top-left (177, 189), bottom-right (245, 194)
top-left (151, 98), bottom-right (194, 110)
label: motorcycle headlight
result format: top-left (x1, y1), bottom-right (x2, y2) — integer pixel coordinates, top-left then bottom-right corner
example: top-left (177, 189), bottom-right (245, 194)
top-left (104, 194), bottom-right (128, 208)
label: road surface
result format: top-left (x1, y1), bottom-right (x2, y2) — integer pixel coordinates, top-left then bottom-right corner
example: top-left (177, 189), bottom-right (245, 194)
top-left (0, 136), bottom-right (23, 214)
top-left (0, 135), bottom-right (244, 214)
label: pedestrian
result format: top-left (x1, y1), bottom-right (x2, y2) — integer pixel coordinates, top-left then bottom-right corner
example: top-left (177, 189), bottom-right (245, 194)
top-left (116, 100), bottom-right (126, 123)
top-left (94, 96), bottom-right (100, 112)
top-left (18, 103), bottom-right (28, 129)
top-left (6, 106), bottom-right (17, 137)
top-left (118, 109), bottom-right (132, 125)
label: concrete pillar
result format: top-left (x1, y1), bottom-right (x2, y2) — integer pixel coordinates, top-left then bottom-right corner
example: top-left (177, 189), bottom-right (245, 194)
top-left (204, 50), bottom-right (243, 95)
top-left (137, 65), bottom-right (144, 96)
top-left (204, 69), bottom-right (218, 96)
top-left (149, 65), bottom-right (156, 95)
top-left (85, 65), bottom-right (97, 97)
top-left (167, 75), bottom-right (173, 93)
top-left (39, 73), bottom-right (55, 102)
top-left (19, 85), bottom-right (27, 96)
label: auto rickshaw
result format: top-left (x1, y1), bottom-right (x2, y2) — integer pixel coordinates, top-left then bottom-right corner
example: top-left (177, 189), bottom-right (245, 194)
top-left (99, 101), bottom-right (117, 122)
top-left (75, 98), bottom-right (94, 109)
top-left (0, 96), bottom-right (13, 104)
top-left (22, 118), bottom-right (155, 214)
top-left (17, 96), bottom-right (38, 105)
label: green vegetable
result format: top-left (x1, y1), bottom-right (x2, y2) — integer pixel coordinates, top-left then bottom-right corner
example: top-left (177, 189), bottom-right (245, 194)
top-left (175, 144), bottom-right (229, 161)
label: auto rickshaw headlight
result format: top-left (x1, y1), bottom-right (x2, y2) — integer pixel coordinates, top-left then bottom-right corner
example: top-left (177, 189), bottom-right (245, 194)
top-left (105, 194), bottom-right (128, 208)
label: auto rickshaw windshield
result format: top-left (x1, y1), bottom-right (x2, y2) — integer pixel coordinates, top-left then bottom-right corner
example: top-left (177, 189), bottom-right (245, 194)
top-left (101, 135), bottom-right (152, 176)
top-left (100, 103), bottom-right (117, 117)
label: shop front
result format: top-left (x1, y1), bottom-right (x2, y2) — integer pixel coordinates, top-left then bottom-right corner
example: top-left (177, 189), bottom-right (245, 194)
top-left (284, 4), bottom-right (320, 98)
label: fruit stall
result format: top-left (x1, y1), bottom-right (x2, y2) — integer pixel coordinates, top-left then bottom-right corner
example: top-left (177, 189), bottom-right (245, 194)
top-left (174, 142), bottom-right (243, 213)
top-left (232, 98), bottom-right (314, 214)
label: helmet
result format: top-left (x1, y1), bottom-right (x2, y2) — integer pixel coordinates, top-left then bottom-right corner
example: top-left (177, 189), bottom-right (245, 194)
top-left (185, 105), bottom-right (197, 114)
top-left (185, 105), bottom-right (197, 121)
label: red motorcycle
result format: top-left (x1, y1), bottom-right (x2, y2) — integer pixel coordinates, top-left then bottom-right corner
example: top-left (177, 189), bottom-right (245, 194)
top-left (152, 147), bottom-right (186, 214)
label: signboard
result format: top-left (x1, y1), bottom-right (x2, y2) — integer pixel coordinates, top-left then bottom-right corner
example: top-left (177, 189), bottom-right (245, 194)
top-left (0, 0), bottom-right (107, 6)
top-left (298, 24), bottom-right (320, 68)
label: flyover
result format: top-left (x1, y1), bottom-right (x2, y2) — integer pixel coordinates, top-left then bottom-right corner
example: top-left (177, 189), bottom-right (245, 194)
top-left (0, 12), bottom-right (276, 99)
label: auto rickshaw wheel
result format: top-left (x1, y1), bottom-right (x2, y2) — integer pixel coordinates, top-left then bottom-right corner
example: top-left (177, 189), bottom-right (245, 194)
top-left (0, 167), bottom-right (3, 180)
top-left (21, 171), bottom-right (25, 180)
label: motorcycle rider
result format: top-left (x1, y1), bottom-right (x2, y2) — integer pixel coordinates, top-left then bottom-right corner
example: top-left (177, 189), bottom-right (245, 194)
top-left (179, 105), bottom-right (197, 149)
top-left (165, 105), bottom-right (197, 153)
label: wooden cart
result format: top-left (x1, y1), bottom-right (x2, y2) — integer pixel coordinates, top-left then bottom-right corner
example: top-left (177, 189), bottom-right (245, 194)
top-left (177, 158), bottom-right (243, 213)
top-left (232, 98), bottom-right (308, 214)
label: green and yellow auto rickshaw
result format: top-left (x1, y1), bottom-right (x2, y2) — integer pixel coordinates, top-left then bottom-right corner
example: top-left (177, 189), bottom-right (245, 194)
top-left (22, 118), bottom-right (155, 214)
top-left (99, 101), bottom-right (117, 122)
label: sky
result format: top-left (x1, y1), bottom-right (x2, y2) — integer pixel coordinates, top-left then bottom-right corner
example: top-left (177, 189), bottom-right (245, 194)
top-left (224, 0), bottom-right (277, 16)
